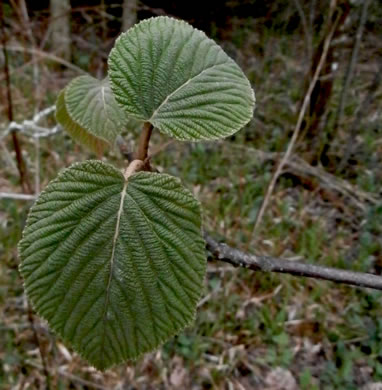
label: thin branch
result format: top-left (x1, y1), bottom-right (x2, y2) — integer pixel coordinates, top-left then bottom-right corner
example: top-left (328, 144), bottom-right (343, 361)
top-left (122, 0), bottom-right (138, 31)
top-left (33, 105), bottom-right (56, 123)
top-left (34, 137), bottom-right (41, 193)
top-left (249, 15), bottom-right (340, 244)
top-left (18, 0), bottom-right (40, 113)
top-left (1, 105), bottom-right (59, 142)
top-left (205, 234), bottom-right (382, 291)
top-left (222, 140), bottom-right (379, 211)
top-left (309, 0), bottom-right (317, 40)
top-left (287, 155), bottom-right (378, 208)
top-left (4, 187), bottom-right (382, 291)
top-left (0, 140), bottom-right (18, 174)
top-left (148, 139), bottom-right (175, 159)
top-left (1, 45), bottom-right (86, 74)
top-left (337, 57), bottom-right (382, 173)
top-left (18, 0), bottom-right (42, 194)
top-left (0, 192), bottom-right (37, 200)
top-left (135, 122), bottom-right (153, 161)
top-left (334, 0), bottom-right (371, 133)
top-left (292, 0), bottom-right (312, 62)
top-left (138, 3), bottom-right (173, 17)
top-left (2, 123), bottom-right (61, 141)
top-left (27, 304), bottom-right (51, 390)
top-left (1, 14), bottom-right (51, 377)
top-left (0, 106), bottom-right (59, 200)
top-left (0, 8), bottom-right (31, 193)
top-left (25, 360), bottom-right (107, 390)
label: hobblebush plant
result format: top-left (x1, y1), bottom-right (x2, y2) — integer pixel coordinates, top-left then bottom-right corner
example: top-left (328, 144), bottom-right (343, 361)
top-left (18, 16), bottom-right (255, 370)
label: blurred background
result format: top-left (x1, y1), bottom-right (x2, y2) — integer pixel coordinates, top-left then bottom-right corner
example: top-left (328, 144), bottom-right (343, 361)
top-left (1, 0), bottom-right (382, 389)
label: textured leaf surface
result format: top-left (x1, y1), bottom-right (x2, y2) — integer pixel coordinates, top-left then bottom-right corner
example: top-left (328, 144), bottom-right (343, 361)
top-left (56, 76), bottom-right (138, 152)
top-left (19, 161), bottom-right (206, 370)
top-left (56, 89), bottom-right (108, 154)
top-left (108, 16), bottom-right (255, 141)
top-left (65, 76), bottom-right (134, 145)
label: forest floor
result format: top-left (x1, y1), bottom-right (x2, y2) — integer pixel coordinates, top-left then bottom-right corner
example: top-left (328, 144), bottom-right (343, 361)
top-left (1, 4), bottom-right (382, 389)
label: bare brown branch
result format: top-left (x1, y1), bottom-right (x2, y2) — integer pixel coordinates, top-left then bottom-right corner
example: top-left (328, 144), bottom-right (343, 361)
top-left (206, 234), bottom-right (382, 291)
top-left (1, 8), bottom-right (31, 193)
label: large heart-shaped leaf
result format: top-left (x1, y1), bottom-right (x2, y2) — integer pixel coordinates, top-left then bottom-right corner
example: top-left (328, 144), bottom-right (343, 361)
top-left (108, 16), bottom-right (255, 141)
top-left (19, 161), bottom-right (206, 370)
top-left (56, 88), bottom-right (107, 154)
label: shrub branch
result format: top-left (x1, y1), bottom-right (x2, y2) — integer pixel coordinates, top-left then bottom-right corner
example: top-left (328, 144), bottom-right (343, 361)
top-left (205, 234), bottom-right (382, 291)
top-left (3, 107), bottom-right (382, 292)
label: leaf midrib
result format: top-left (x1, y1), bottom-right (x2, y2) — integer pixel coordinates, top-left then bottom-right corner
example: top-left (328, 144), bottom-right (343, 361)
top-left (149, 62), bottom-right (228, 121)
top-left (99, 178), bottom-right (128, 363)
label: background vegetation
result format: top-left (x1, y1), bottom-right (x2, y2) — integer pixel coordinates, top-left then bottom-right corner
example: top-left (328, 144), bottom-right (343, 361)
top-left (1, 0), bottom-right (382, 389)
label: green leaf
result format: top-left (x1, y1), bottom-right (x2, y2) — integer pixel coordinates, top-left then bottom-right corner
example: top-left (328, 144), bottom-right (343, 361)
top-left (66, 75), bottom-right (134, 145)
top-left (19, 161), bottom-right (206, 370)
top-left (56, 88), bottom-right (107, 154)
top-left (57, 76), bottom-right (137, 152)
top-left (108, 16), bottom-right (255, 141)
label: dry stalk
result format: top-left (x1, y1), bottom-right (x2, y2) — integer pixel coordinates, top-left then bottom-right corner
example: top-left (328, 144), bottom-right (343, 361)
top-left (249, 14), bottom-right (341, 245)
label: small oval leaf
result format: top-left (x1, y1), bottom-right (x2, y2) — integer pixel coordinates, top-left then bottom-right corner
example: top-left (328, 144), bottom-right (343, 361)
top-left (19, 161), bottom-right (206, 370)
top-left (108, 16), bottom-right (255, 141)
top-left (59, 76), bottom-right (137, 149)
top-left (56, 88), bottom-right (107, 154)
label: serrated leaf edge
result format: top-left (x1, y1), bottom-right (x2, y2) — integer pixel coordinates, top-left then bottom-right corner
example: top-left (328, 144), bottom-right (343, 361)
top-left (65, 76), bottom-right (118, 146)
top-left (18, 160), bottom-right (206, 370)
top-left (55, 88), bottom-right (108, 154)
top-left (108, 16), bottom-right (256, 141)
